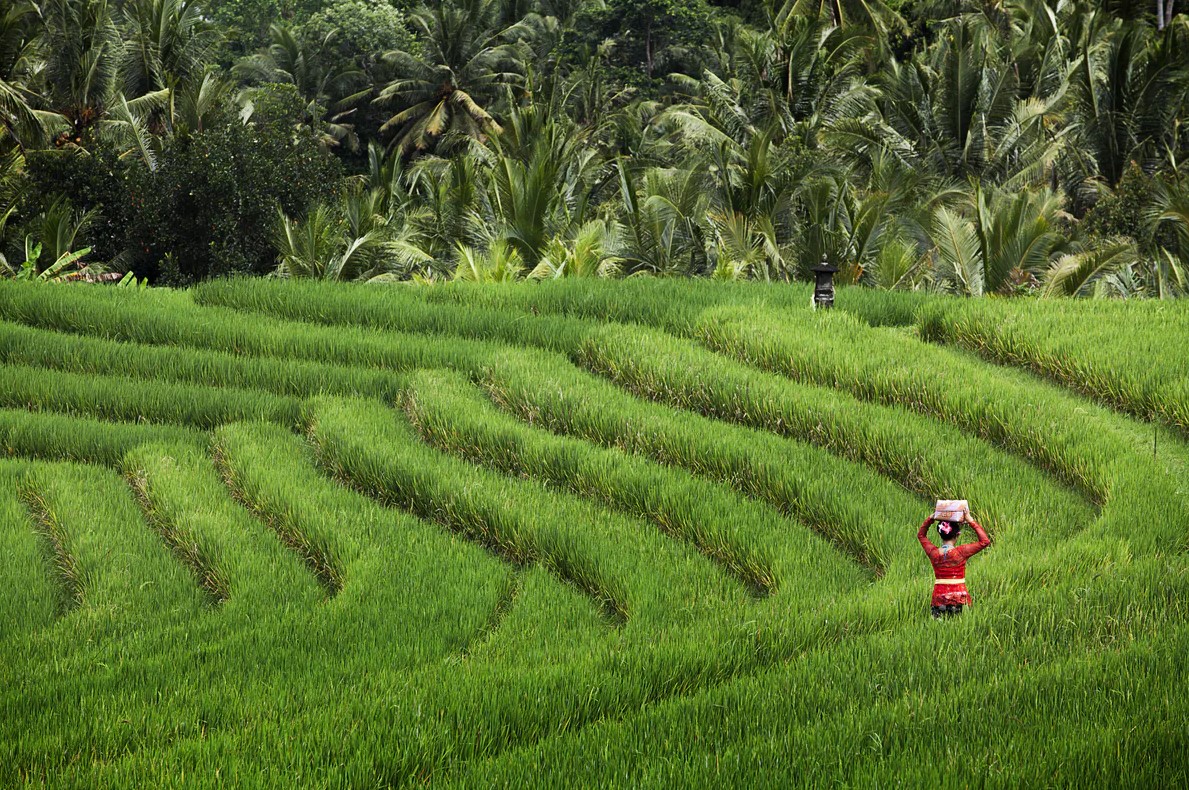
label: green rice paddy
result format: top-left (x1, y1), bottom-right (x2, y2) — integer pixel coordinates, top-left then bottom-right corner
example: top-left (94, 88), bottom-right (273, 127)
top-left (1, 278), bottom-right (1186, 787)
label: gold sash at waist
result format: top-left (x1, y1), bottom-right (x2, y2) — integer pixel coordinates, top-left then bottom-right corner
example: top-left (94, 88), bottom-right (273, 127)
top-left (934, 577), bottom-right (966, 585)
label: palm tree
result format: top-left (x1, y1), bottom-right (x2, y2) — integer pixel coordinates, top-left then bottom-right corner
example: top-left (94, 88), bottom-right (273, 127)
top-left (707, 210), bottom-right (786, 281)
top-left (0, 1), bottom-right (43, 147)
top-left (997, 0), bottom-right (1072, 101)
top-left (667, 15), bottom-right (874, 147)
top-left (386, 150), bottom-right (492, 276)
top-left (0, 148), bottom-right (24, 269)
top-left (861, 227), bottom-right (927, 290)
top-left (788, 153), bottom-right (952, 284)
top-left (235, 24), bottom-right (368, 150)
top-left (1068, 15), bottom-right (1189, 190)
top-left (341, 181), bottom-right (436, 279)
top-left (273, 170), bottom-right (441, 282)
top-left (616, 161), bottom-right (710, 276)
top-left (167, 69), bottom-right (233, 134)
top-left (30, 0), bottom-right (174, 167)
top-left (929, 183), bottom-right (1071, 296)
top-left (120, 0), bottom-right (220, 96)
top-left (1141, 175), bottom-right (1189, 297)
top-left (41, 0), bottom-right (123, 135)
top-left (272, 204), bottom-right (381, 281)
top-left (778, 0), bottom-right (904, 34)
top-left (488, 104), bottom-right (599, 265)
top-left (840, 15), bottom-right (1068, 189)
top-left (528, 220), bottom-right (624, 279)
top-left (0, 196), bottom-right (120, 282)
top-left (453, 238), bottom-right (523, 282)
top-left (1038, 239), bottom-right (1141, 297)
top-left (375, 0), bottom-right (530, 153)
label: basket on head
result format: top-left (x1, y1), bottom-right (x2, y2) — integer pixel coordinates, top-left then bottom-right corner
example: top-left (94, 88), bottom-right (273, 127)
top-left (933, 499), bottom-right (969, 522)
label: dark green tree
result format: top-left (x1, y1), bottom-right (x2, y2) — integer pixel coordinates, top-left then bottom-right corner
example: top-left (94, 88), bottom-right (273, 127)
top-left (129, 86), bottom-right (339, 283)
top-left (575, 0), bottom-right (714, 81)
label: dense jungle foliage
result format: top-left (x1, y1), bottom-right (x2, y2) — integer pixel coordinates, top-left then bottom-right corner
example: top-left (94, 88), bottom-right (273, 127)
top-left (1, 0), bottom-right (1187, 294)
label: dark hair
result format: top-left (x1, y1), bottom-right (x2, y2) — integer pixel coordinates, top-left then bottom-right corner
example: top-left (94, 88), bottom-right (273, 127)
top-left (937, 521), bottom-right (962, 541)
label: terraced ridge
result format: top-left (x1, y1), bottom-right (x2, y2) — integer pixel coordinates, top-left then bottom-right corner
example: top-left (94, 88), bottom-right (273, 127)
top-left (916, 297), bottom-right (1189, 436)
top-left (1, 278), bottom-right (1186, 788)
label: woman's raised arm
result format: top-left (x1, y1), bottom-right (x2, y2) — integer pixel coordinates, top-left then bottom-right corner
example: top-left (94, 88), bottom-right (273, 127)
top-left (962, 517), bottom-right (992, 558)
top-left (917, 516), bottom-right (938, 558)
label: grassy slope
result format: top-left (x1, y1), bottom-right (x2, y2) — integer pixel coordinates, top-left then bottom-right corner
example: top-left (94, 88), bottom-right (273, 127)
top-left (0, 278), bottom-right (1185, 787)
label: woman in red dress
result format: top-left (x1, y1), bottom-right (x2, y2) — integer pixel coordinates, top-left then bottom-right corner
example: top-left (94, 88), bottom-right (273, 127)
top-left (917, 514), bottom-right (991, 618)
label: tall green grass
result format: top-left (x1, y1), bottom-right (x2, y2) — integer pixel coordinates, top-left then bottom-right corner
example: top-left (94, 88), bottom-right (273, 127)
top-left (917, 297), bottom-right (1189, 434)
top-left (0, 464), bottom-right (61, 639)
top-left (195, 277), bottom-right (599, 355)
top-left (306, 395), bottom-right (754, 630)
top-left (123, 443), bottom-right (325, 608)
top-left (0, 364), bottom-right (301, 429)
top-left (19, 462), bottom-right (209, 622)
top-left (0, 278), bottom-right (1185, 787)
top-left (194, 276), bottom-right (815, 343)
top-left (0, 407), bottom-right (203, 466)
top-left (575, 324), bottom-right (1097, 563)
top-left (0, 280), bottom-right (497, 374)
top-left (831, 286), bottom-right (939, 327)
top-left (0, 321), bottom-right (407, 402)
top-left (481, 348), bottom-right (924, 578)
top-left (213, 421), bottom-right (521, 663)
top-left (451, 620), bottom-right (1189, 788)
top-left (406, 367), bottom-right (867, 599)
top-left (696, 304), bottom-right (1189, 551)
top-left (462, 565), bottom-right (613, 664)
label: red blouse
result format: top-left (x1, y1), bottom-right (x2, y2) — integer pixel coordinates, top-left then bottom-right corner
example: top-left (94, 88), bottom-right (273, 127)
top-left (918, 518), bottom-right (991, 606)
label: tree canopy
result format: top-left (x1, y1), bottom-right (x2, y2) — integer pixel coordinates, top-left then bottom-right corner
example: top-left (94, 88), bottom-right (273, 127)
top-left (0, 0), bottom-right (1186, 295)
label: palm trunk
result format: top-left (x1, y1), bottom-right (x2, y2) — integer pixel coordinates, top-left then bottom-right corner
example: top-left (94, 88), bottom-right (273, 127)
top-left (645, 21), bottom-right (653, 79)
top-left (1157, 0), bottom-right (1165, 29)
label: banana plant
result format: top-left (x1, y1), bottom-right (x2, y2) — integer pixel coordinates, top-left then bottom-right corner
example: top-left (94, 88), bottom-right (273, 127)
top-left (6, 241), bottom-right (94, 281)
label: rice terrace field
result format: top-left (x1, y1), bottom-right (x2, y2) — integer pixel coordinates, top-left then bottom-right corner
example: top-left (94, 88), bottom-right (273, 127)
top-left (1, 277), bottom-right (1187, 787)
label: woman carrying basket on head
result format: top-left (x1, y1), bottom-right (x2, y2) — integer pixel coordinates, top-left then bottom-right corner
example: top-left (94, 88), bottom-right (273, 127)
top-left (918, 500), bottom-right (991, 618)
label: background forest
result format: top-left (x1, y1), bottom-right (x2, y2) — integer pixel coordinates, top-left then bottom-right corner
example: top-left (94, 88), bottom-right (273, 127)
top-left (0, 0), bottom-right (1187, 295)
